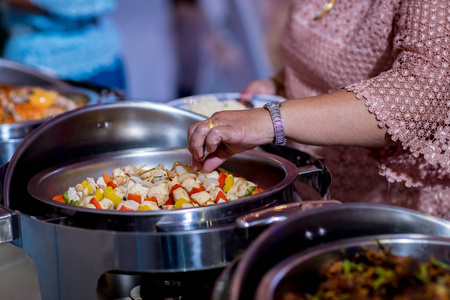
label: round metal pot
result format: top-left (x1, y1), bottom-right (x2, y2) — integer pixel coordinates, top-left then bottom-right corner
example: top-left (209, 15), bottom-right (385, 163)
top-left (213, 203), bottom-right (450, 300)
top-left (0, 58), bottom-right (102, 165)
top-left (255, 234), bottom-right (450, 300)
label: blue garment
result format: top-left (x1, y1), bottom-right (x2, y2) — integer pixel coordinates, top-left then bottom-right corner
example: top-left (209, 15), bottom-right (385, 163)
top-left (1, 0), bottom-right (124, 89)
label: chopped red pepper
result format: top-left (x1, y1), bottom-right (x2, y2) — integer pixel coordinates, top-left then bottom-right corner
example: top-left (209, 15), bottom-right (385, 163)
top-left (119, 204), bottom-right (134, 211)
top-left (189, 186), bottom-right (205, 196)
top-left (90, 197), bottom-right (103, 209)
top-left (127, 193), bottom-right (142, 204)
top-left (52, 194), bottom-right (66, 204)
top-left (218, 173), bottom-right (227, 189)
top-left (215, 190), bottom-right (228, 203)
top-left (107, 181), bottom-right (118, 189)
top-left (169, 184), bottom-right (181, 198)
top-left (144, 196), bottom-right (158, 204)
top-left (165, 199), bottom-right (174, 206)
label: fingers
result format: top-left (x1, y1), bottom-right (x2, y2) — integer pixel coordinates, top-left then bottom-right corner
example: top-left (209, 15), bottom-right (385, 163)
top-left (188, 120), bottom-right (211, 160)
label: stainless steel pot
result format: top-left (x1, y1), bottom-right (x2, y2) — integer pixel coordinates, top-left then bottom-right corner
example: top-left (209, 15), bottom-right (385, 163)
top-left (0, 58), bottom-right (105, 165)
top-left (255, 234), bottom-right (450, 300)
top-left (213, 203), bottom-right (450, 300)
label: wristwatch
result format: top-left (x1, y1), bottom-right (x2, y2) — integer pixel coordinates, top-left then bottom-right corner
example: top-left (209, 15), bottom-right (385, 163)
top-left (263, 101), bottom-right (286, 145)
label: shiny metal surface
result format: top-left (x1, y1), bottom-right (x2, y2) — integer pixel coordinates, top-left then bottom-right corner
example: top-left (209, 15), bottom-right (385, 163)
top-left (0, 58), bottom-right (102, 165)
top-left (214, 203), bottom-right (450, 300)
top-left (26, 148), bottom-right (299, 231)
top-left (256, 234), bottom-right (450, 300)
top-left (4, 101), bottom-right (206, 216)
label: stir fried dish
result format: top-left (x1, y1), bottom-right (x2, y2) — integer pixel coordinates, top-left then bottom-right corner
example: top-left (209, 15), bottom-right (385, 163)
top-left (53, 162), bottom-right (264, 211)
top-left (0, 85), bottom-right (80, 123)
top-left (285, 245), bottom-right (450, 300)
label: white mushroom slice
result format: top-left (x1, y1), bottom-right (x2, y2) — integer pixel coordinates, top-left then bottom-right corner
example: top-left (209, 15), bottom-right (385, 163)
top-left (190, 191), bottom-right (213, 206)
top-left (140, 200), bottom-right (160, 210)
top-left (129, 183), bottom-right (149, 198)
top-left (181, 177), bottom-right (199, 192)
top-left (112, 168), bottom-right (126, 178)
top-left (96, 176), bottom-right (107, 189)
top-left (117, 200), bottom-right (140, 211)
top-left (130, 176), bottom-right (143, 183)
top-left (173, 187), bottom-right (189, 202)
top-left (99, 198), bottom-right (114, 210)
top-left (68, 187), bottom-right (80, 202)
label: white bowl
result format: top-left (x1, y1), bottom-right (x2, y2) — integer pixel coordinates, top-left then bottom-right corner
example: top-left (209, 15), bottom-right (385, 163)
top-left (166, 93), bottom-right (285, 117)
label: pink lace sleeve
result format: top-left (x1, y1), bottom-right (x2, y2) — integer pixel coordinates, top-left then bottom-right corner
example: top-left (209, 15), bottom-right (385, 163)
top-left (345, 0), bottom-right (450, 188)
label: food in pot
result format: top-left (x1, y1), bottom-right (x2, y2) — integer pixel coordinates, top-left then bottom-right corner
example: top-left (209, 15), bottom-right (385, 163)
top-left (0, 85), bottom-right (81, 123)
top-left (284, 242), bottom-right (450, 300)
top-left (181, 95), bottom-right (246, 117)
top-left (53, 162), bottom-right (264, 211)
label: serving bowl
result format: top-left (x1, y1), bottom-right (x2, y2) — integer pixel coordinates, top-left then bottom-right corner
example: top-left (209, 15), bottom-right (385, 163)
top-left (255, 234), bottom-right (450, 300)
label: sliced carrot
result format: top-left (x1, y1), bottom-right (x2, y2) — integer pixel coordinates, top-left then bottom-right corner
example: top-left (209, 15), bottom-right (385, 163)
top-left (90, 197), bottom-right (103, 209)
top-left (52, 195), bottom-right (66, 204)
top-left (128, 193), bottom-right (142, 204)
top-left (107, 181), bottom-right (118, 189)
top-left (251, 188), bottom-right (265, 195)
top-left (144, 196), bottom-right (159, 204)
top-left (120, 205), bottom-right (134, 211)
top-left (103, 172), bottom-right (112, 184)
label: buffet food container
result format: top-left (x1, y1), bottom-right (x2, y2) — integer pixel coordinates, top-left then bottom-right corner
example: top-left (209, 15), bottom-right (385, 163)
top-left (0, 101), bottom-right (333, 299)
top-left (213, 203), bottom-right (450, 300)
top-left (255, 234), bottom-right (450, 300)
top-left (0, 58), bottom-right (123, 165)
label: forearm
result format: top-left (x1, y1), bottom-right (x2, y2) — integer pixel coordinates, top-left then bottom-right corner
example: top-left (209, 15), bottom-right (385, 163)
top-left (280, 89), bottom-right (397, 147)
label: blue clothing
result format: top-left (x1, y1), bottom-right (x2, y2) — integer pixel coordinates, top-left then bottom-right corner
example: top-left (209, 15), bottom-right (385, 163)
top-left (1, 0), bottom-right (125, 90)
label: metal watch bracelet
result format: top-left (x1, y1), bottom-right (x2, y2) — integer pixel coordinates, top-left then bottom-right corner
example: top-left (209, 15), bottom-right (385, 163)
top-left (263, 101), bottom-right (286, 145)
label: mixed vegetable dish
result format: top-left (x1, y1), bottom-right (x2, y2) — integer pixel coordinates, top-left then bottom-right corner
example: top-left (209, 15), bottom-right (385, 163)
top-left (0, 85), bottom-right (80, 124)
top-left (284, 242), bottom-right (450, 300)
top-left (53, 162), bottom-right (264, 211)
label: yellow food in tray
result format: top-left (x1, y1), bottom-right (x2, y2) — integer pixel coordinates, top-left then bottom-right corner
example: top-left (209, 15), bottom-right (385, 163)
top-left (53, 162), bottom-right (264, 211)
top-left (0, 85), bottom-right (81, 124)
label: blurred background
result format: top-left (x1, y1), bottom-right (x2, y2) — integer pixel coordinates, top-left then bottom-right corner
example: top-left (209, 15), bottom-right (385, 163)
top-left (0, 0), bottom-right (291, 102)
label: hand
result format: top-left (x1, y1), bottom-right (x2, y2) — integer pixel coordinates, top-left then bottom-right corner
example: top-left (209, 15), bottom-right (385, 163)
top-left (242, 78), bottom-right (278, 97)
top-left (188, 108), bottom-right (274, 172)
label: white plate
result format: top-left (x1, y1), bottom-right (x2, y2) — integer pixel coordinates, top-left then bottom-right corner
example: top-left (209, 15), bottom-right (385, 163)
top-left (166, 93), bottom-right (285, 117)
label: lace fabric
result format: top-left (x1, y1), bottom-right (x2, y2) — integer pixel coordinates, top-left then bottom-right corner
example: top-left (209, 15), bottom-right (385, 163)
top-left (281, 0), bottom-right (450, 218)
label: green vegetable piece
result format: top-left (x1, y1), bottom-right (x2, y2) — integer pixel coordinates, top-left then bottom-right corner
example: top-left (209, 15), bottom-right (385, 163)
top-left (343, 259), bottom-right (351, 274)
top-left (415, 263), bottom-right (429, 283)
top-left (63, 190), bottom-right (70, 204)
top-left (245, 185), bottom-right (257, 196)
top-left (338, 294), bottom-right (350, 300)
top-left (432, 259), bottom-right (450, 270)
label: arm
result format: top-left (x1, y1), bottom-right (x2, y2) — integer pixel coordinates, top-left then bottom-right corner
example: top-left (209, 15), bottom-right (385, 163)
top-left (189, 89), bottom-right (395, 172)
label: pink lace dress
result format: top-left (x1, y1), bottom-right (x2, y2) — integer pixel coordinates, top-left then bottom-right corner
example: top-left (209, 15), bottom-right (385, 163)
top-left (281, 0), bottom-right (450, 218)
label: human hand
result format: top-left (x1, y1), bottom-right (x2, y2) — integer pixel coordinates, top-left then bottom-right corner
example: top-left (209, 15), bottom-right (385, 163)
top-left (188, 108), bottom-right (274, 172)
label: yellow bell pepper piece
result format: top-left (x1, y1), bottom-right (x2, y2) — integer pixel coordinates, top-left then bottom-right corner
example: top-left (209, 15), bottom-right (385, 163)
top-left (81, 180), bottom-right (93, 194)
top-left (29, 88), bottom-right (57, 108)
top-left (223, 175), bottom-right (234, 193)
top-left (173, 198), bottom-right (190, 209)
top-left (94, 189), bottom-right (104, 201)
top-left (104, 186), bottom-right (122, 209)
top-left (138, 205), bottom-right (151, 211)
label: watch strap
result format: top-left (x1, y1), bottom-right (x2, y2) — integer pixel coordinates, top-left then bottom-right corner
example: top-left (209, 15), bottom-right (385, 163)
top-left (263, 101), bottom-right (286, 145)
